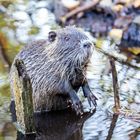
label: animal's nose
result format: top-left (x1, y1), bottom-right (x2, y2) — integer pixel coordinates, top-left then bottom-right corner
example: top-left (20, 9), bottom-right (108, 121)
top-left (83, 42), bottom-right (92, 48)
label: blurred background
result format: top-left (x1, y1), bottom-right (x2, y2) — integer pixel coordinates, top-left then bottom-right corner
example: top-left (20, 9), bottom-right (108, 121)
top-left (0, 0), bottom-right (140, 139)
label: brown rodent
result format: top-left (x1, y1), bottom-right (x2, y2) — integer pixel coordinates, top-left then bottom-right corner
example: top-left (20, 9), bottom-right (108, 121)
top-left (10, 26), bottom-right (97, 114)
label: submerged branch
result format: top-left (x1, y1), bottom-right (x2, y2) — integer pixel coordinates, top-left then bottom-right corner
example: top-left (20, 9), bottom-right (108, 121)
top-left (109, 57), bottom-right (121, 112)
top-left (106, 114), bottom-right (119, 140)
top-left (97, 48), bottom-right (140, 70)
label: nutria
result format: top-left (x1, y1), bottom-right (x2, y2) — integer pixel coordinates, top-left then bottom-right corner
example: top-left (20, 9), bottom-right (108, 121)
top-left (10, 26), bottom-right (97, 114)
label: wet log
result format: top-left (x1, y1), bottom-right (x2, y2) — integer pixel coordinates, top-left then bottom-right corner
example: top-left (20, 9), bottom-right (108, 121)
top-left (13, 59), bottom-right (35, 134)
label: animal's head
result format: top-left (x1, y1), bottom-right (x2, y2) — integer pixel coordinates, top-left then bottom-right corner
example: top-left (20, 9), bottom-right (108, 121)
top-left (47, 26), bottom-right (95, 66)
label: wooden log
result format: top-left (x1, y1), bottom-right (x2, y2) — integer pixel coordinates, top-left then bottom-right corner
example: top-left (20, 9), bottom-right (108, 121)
top-left (13, 59), bottom-right (35, 134)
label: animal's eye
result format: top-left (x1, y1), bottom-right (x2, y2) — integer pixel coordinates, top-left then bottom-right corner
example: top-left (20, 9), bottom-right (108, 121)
top-left (48, 31), bottom-right (57, 42)
top-left (64, 36), bottom-right (70, 41)
top-left (83, 42), bottom-right (92, 48)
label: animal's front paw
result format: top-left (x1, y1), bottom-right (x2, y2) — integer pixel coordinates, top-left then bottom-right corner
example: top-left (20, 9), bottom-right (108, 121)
top-left (82, 81), bottom-right (98, 108)
top-left (87, 93), bottom-right (97, 107)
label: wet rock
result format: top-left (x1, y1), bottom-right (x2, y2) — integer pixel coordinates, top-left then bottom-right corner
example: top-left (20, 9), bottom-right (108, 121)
top-left (99, 0), bottom-right (113, 8)
top-left (13, 11), bottom-right (30, 21)
top-left (114, 0), bottom-right (132, 5)
top-left (133, 15), bottom-right (140, 25)
top-left (61, 0), bottom-right (80, 10)
top-left (50, 0), bottom-right (68, 23)
top-left (109, 28), bottom-right (123, 42)
top-left (112, 4), bottom-right (123, 12)
top-left (119, 23), bottom-right (140, 57)
top-left (0, 5), bottom-right (6, 13)
top-left (133, 0), bottom-right (140, 8)
top-left (121, 23), bottom-right (140, 47)
top-left (67, 10), bottom-right (115, 36)
top-left (32, 8), bottom-right (49, 26)
top-left (114, 16), bottom-right (132, 29)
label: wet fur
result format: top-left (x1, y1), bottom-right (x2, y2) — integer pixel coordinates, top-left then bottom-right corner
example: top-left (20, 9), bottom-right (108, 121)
top-left (10, 27), bottom-right (93, 112)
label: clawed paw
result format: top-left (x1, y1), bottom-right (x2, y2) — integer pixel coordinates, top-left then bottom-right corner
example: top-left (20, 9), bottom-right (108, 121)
top-left (87, 94), bottom-right (97, 107)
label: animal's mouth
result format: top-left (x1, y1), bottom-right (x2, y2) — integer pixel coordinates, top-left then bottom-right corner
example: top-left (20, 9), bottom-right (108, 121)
top-left (79, 49), bottom-right (93, 67)
top-left (81, 40), bottom-right (94, 55)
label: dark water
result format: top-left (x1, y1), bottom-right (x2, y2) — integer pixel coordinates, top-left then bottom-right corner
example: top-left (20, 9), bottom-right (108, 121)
top-left (0, 0), bottom-right (140, 140)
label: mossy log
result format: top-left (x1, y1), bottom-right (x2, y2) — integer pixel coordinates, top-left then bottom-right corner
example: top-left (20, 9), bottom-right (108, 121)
top-left (13, 59), bottom-right (35, 134)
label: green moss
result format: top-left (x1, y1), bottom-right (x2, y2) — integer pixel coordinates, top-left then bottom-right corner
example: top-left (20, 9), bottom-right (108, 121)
top-left (28, 26), bottom-right (40, 35)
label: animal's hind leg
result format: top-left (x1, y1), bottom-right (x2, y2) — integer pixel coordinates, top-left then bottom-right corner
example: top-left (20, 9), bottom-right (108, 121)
top-left (64, 81), bottom-right (84, 115)
top-left (51, 95), bottom-right (70, 110)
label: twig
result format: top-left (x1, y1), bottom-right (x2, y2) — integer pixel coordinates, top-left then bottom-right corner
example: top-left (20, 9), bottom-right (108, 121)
top-left (61, 0), bottom-right (100, 23)
top-left (97, 48), bottom-right (140, 70)
top-left (109, 57), bottom-right (121, 112)
top-left (106, 114), bottom-right (119, 140)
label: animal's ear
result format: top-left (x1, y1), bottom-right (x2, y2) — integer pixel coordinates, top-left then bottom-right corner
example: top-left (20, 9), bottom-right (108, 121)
top-left (48, 31), bottom-right (57, 42)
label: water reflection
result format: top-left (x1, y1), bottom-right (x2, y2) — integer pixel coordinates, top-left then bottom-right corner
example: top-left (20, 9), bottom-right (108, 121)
top-left (84, 49), bottom-right (140, 140)
top-left (15, 109), bottom-right (95, 140)
top-left (83, 107), bottom-right (140, 140)
top-left (1, 122), bottom-right (16, 140)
